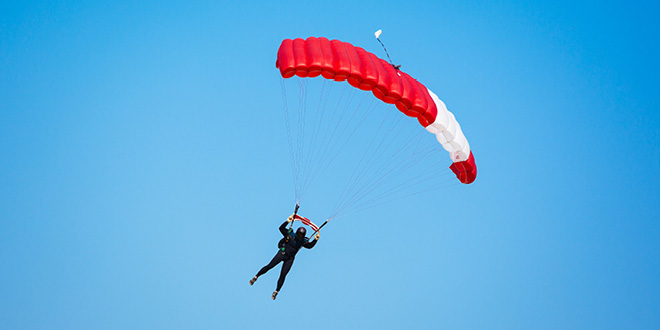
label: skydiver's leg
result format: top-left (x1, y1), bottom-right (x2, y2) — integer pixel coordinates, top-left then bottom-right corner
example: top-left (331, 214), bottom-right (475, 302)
top-left (275, 257), bottom-right (294, 292)
top-left (256, 251), bottom-right (285, 277)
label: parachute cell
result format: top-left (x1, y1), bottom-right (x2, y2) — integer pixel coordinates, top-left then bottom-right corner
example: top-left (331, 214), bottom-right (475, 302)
top-left (276, 37), bottom-right (477, 184)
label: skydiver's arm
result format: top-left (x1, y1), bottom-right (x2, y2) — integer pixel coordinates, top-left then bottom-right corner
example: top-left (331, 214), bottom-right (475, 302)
top-left (279, 214), bottom-right (295, 236)
top-left (279, 220), bottom-right (291, 237)
top-left (303, 237), bottom-right (318, 249)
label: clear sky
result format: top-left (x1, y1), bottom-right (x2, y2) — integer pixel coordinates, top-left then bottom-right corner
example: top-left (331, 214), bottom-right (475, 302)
top-left (1, 1), bottom-right (659, 329)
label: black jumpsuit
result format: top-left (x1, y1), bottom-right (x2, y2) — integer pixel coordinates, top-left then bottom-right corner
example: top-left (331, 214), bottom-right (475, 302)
top-left (255, 221), bottom-right (317, 292)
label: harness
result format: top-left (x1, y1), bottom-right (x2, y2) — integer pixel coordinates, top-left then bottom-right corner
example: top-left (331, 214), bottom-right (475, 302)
top-left (278, 229), bottom-right (294, 252)
top-left (278, 229), bottom-right (304, 253)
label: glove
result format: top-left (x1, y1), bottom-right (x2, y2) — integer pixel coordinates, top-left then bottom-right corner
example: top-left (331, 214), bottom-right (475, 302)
top-left (315, 233), bottom-right (320, 240)
top-left (287, 215), bottom-right (294, 223)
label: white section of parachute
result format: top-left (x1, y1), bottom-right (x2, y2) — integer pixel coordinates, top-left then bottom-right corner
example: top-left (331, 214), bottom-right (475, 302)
top-left (424, 89), bottom-right (471, 162)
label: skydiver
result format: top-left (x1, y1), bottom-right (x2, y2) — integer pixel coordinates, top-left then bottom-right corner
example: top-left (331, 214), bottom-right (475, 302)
top-left (249, 214), bottom-right (320, 300)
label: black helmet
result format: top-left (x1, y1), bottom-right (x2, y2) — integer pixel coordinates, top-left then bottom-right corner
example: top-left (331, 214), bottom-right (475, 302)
top-left (295, 227), bottom-right (306, 240)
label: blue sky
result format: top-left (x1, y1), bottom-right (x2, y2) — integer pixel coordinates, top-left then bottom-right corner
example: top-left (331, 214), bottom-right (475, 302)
top-left (1, 1), bottom-right (659, 329)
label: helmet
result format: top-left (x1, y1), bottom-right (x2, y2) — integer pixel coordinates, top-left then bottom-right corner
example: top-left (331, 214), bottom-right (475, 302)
top-left (295, 227), bottom-right (306, 240)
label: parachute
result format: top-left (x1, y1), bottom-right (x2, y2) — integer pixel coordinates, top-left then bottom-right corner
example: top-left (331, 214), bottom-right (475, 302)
top-left (276, 37), bottom-right (477, 184)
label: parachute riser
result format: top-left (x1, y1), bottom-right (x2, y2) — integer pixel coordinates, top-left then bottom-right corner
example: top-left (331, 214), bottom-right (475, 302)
top-left (306, 219), bottom-right (330, 243)
top-left (289, 202), bottom-right (300, 230)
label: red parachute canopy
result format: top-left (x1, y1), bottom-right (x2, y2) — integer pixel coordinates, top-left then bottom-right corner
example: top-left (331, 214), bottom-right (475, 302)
top-left (276, 37), bottom-right (476, 184)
